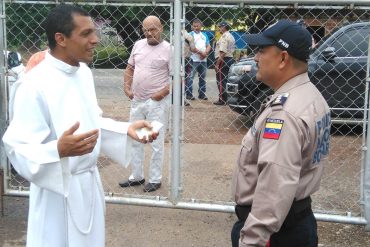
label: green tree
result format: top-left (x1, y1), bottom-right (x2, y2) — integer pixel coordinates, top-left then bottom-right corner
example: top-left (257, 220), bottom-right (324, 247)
top-left (6, 3), bottom-right (52, 51)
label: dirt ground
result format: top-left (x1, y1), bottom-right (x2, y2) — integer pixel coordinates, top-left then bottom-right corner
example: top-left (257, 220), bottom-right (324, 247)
top-left (2, 69), bottom-right (370, 246)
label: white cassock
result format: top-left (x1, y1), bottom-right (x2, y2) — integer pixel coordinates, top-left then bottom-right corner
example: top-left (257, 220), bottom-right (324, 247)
top-left (2, 52), bottom-right (131, 247)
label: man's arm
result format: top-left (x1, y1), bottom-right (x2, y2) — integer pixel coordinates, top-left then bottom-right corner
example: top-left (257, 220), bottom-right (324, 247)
top-left (204, 32), bottom-right (212, 58)
top-left (215, 51), bottom-right (226, 71)
top-left (58, 119), bottom-right (158, 158)
top-left (57, 122), bottom-right (99, 158)
top-left (99, 118), bottom-right (158, 168)
top-left (200, 32), bottom-right (212, 59)
top-left (124, 64), bottom-right (134, 99)
top-left (197, 44), bottom-right (212, 61)
top-left (151, 84), bottom-right (170, 101)
top-left (205, 44), bottom-right (212, 55)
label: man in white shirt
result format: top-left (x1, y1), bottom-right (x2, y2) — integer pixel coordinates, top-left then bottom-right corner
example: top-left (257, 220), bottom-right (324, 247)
top-left (185, 18), bottom-right (212, 101)
top-left (2, 5), bottom-right (156, 247)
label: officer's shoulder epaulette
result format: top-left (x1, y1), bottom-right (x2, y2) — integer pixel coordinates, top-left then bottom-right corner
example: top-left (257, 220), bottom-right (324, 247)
top-left (271, 92), bottom-right (289, 107)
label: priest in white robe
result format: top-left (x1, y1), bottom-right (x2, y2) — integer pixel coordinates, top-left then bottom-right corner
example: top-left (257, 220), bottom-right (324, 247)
top-left (2, 5), bottom-right (156, 247)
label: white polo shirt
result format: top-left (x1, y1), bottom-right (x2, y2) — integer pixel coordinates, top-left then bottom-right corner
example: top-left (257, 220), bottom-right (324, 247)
top-left (190, 31), bottom-right (210, 62)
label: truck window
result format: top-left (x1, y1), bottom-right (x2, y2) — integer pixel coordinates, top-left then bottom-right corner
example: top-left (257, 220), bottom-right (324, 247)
top-left (331, 27), bottom-right (369, 57)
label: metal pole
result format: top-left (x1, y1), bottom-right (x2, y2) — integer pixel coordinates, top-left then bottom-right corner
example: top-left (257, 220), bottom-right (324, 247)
top-left (364, 35), bottom-right (370, 230)
top-left (361, 32), bottom-right (370, 221)
top-left (5, 188), bottom-right (369, 226)
top-left (181, 0), bottom-right (370, 5)
top-left (0, 0), bottom-right (6, 216)
top-left (170, 0), bottom-right (182, 203)
top-left (5, 0), bottom-right (370, 6)
top-left (179, 0), bottom-right (186, 192)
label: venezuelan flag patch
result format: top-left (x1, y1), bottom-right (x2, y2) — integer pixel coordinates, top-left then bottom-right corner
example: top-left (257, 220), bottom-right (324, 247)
top-left (263, 118), bottom-right (284, 140)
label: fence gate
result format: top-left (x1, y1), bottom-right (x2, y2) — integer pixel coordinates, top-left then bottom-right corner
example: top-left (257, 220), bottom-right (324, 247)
top-left (1, 0), bottom-right (370, 230)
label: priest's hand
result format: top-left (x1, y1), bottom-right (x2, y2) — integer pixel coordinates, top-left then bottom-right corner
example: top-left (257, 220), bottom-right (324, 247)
top-left (128, 120), bottom-right (159, 144)
top-left (57, 122), bottom-right (99, 158)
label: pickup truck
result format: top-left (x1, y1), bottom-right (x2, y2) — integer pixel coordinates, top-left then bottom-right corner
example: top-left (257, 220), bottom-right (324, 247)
top-left (226, 21), bottom-right (370, 125)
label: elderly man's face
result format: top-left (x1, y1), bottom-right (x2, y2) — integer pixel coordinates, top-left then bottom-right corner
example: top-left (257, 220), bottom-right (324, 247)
top-left (142, 20), bottom-right (163, 45)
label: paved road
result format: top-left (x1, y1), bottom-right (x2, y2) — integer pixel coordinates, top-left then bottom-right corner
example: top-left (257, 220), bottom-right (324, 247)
top-left (92, 68), bottom-right (219, 102)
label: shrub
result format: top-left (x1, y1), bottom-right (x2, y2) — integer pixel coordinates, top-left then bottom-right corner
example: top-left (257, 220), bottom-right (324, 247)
top-left (92, 45), bottom-right (128, 69)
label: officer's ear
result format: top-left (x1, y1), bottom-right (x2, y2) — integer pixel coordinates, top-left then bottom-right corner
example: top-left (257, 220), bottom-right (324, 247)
top-left (279, 51), bottom-right (289, 68)
top-left (280, 51), bottom-right (289, 62)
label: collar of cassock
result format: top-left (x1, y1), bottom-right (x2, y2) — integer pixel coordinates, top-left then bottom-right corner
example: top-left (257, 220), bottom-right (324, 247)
top-left (45, 52), bottom-right (80, 74)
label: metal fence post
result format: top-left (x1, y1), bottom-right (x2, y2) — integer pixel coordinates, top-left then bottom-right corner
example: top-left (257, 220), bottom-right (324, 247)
top-left (170, 0), bottom-right (182, 204)
top-left (365, 35), bottom-right (370, 230)
top-left (0, 0), bottom-right (7, 216)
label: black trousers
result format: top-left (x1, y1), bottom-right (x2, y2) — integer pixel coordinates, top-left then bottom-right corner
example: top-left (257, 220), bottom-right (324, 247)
top-left (231, 209), bottom-right (318, 247)
top-left (216, 57), bottom-right (234, 103)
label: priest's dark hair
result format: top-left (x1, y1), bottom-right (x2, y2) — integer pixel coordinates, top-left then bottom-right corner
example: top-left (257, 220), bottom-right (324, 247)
top-left (43, 4), bottom-right (90, 49)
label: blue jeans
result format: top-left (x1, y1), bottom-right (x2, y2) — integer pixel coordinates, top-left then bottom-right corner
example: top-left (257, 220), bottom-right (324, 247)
top-left (184, 57), bottom-right (192, 91)
top-left (185, 61), bottom-right (207, 98)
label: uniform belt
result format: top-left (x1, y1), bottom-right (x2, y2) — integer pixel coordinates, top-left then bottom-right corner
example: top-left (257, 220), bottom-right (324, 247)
top-left (235, 197), bottom-right (312, 228)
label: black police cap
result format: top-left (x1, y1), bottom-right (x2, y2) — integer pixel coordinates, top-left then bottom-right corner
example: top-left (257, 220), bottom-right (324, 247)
top-left (245, 19), bottom-right (312, 62)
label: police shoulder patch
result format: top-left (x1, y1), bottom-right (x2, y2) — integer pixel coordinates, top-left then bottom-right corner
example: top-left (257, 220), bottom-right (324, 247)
top-left (271, 92), bottom-right (289, 106)
top-left (263, 118), bottom-right (284, 140)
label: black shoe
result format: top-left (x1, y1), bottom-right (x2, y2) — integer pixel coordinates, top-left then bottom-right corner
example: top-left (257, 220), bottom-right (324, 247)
top-left (198, 95), bottom-right (208, 100)
top-left (184, 101), bottom-right (190, 106)
top-left (186, 95), bottom-right (195, 100)
top-left (213, 101), bottom-right (226, 105)
top-left (143, 183), bottom-right (161, 192)
top-left (119, 179), bottom-right (145, 188)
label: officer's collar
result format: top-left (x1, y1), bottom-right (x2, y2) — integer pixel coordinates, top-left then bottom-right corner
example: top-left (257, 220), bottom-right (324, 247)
top-left (275, 73), bottom-right (310, 94)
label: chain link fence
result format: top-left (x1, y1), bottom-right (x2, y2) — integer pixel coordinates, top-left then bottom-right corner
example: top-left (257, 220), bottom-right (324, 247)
top-left (1, 0), bottom-right (370, 227)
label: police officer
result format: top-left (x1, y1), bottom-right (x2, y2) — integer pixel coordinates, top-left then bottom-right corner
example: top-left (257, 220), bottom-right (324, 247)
top-left (214, 21), bottom-right (235, 105)
top-left (231, 20), bottom-right (331, 247)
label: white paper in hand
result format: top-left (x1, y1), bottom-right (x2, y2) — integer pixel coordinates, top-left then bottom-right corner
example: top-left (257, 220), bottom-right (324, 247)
top-left (136, 120), bottom-right (163, 139)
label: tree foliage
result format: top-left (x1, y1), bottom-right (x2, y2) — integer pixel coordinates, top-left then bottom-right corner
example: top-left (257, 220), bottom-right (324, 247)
top-left (5, 2), bottom-right (277, 51)
top-left (9, 3), bottom-right (366, 54)
top-left (6, 3), bottom-right (53, 50)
